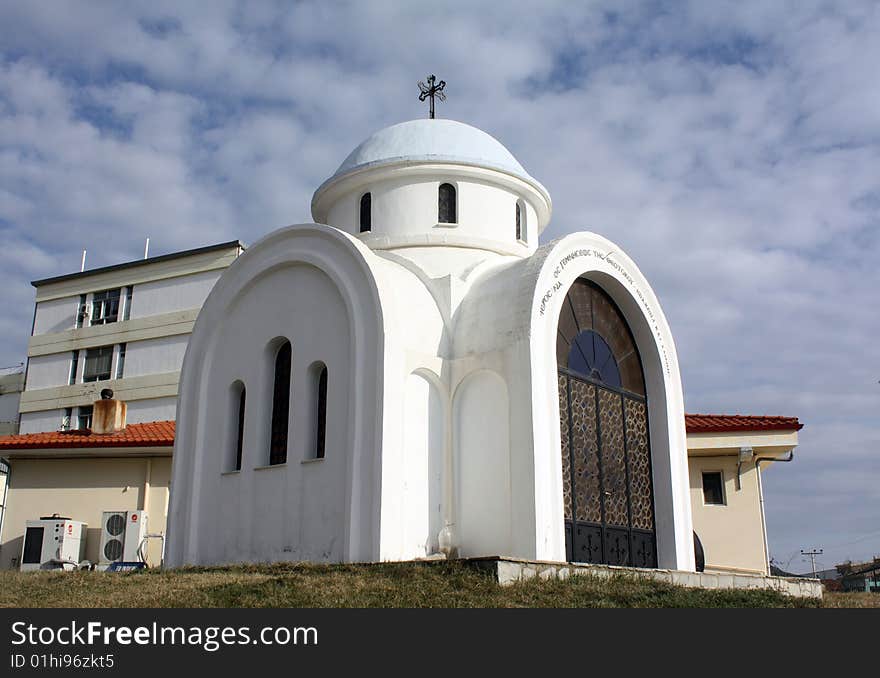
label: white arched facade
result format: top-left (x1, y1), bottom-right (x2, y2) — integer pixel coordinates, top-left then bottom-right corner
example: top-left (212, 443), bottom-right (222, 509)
top-left (166, 225), bottom-right (387, 566)
top-left (527, 232), bottom-right (694, 570)
top-left (166, 119), bottom-right (694, 572)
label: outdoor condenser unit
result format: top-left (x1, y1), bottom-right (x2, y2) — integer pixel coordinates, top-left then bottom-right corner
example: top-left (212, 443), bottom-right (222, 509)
top-left (99, 510), bottom-right (148, 565)
top-left (19, 516), bottom-right (87, 571)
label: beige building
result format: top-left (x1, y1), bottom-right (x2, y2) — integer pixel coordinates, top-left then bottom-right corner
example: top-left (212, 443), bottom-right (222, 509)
top-left (0, 420), bottom-right (172, 568)
top-left (685, 414), bottom-right (801, 575)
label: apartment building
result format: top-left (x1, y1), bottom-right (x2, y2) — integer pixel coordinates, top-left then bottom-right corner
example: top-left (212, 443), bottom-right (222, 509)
top-left (19, 240), bottom-right (243, 434)
top-left (0, 241), bottom-right (242, 569)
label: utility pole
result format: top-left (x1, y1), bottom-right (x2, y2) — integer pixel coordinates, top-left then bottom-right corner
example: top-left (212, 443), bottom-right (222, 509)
top-left (801, 548), bottom-right (823, 579)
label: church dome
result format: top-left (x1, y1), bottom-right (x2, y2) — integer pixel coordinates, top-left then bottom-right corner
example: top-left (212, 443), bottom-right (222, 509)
top-left (311, 118), bottom-right (552, 255)
top-left (328, 119), bottom-right (538, 186)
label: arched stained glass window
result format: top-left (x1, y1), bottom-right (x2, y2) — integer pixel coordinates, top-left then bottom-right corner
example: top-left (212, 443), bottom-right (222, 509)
top-left (556, 279), bottom-right (645, 396)
top-left (438, 183), bottom-right (456, 223)
top-left (567, 330), bottom-right (621, 388)
top-left (269, 341), bottom-right (291, 465)
top-left (360, 192), bottom-right (371, 233)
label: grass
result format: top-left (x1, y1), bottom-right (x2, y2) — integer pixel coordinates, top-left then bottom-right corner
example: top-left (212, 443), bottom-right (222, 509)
top-left (0, 561), bottom-right (831, 608)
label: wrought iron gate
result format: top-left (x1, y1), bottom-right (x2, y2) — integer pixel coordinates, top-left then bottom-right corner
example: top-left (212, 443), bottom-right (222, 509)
top-left (559, 370), bottom-right (657, 568)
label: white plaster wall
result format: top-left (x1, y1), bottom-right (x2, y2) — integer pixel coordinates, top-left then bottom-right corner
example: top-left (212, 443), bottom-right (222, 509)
top-left (129, 269), bottom-right (222, 319)
top-left (381, 372), bottom-right (445, 560)
top-left (125, 397), bottom-right (178, 424)
top-left (33, 296), bottom-right (77, 336)
top-left (19, 410), bottom-right (62, 434)
top-left (169, 228), bottom-right (377, 567)
top-left (25, 353), bottom-right (73, 390)
top-left (454, 369), bottom-right (512, 557)
top-left (123, 335), bottom-right (189, 378)
top-left (323, 169), bottom-right (543, 256)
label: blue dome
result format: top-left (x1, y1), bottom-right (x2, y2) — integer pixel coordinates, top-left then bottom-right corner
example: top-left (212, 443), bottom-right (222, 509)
top-left (328, 119), bottom-right (537, 185)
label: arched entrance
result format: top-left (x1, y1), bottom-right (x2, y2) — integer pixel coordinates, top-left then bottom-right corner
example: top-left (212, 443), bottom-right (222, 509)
top-left (557, 278), bottom-right (657, 567)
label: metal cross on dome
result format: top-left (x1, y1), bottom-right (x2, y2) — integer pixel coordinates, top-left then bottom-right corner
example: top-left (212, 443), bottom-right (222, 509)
top-left (418, 75), bottom-right (446, 119)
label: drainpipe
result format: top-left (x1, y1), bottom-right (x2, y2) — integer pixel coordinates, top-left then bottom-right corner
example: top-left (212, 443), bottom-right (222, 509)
top-left (755, 451), bottom-right (795, 574)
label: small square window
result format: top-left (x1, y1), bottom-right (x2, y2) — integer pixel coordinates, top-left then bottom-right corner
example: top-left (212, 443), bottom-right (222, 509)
top-left (77, 405), bottom-right (93, 430)
top-left (702, 471), bottom-right (725, 505)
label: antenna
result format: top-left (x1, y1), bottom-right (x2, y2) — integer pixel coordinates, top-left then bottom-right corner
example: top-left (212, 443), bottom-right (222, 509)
top-left (80, 249), bottom-right (87, 273)
top-left (144, 237), bottom-right (150, 260)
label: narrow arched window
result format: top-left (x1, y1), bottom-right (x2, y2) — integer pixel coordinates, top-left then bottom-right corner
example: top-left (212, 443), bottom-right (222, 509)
top-left (359, 192), bottom-right (372, 233)
top-left (438, 183), bottom-right (456, 223)
top-left (269, 341), bottom-right (291, 465)
top-left (515, 202), bottom-right (523, 242)
top-left (310, 363), bottom-right (328, 459)
top-left (229, 381), bottom-right (246, 471)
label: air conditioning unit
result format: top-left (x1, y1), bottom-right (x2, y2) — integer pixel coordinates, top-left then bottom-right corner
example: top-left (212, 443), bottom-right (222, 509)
top-left (19, 516), bottom-right (87, 571)
top-left (99, 510), bottom-right (148, 565)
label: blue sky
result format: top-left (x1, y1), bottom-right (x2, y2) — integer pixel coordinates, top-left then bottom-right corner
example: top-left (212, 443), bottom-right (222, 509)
top-left (1, 1), bottom-right (878, 573)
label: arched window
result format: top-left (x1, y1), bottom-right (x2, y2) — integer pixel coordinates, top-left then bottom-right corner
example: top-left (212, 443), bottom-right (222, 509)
top-left (438, 183), bottom-right (456, 223)
top-left (269, 341), bottom-right (291, 465)
top-left (309, 362), bottom-right (328, 459)
top-left (556, 279), bottom-right (645, 395)
top-left (359, 192), bottom-right (371, 233)
top-left (229, 381), bottom-right (246, 471)
top-left (515, 202), bottom-right (525, 242)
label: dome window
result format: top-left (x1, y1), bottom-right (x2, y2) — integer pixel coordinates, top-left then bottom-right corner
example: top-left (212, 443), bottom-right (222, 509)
top-left (438, 183), bottom-right (457, 224)
top-left (359, 192), bottom-right (371, 233)
top-left (516, 201), bottom-right (526, 243)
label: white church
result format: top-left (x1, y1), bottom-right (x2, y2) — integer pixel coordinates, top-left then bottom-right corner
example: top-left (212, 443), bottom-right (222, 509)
top-left (166, 117), bottom-right (698, 572)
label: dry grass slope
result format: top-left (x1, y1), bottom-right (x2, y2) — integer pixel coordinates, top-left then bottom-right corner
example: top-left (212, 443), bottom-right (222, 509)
top-left (0, 561), bottom-right (835, 608)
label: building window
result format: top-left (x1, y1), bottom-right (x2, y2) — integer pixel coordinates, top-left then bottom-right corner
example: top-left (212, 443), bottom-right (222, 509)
top-left (77, 405), bottom-right (93, 430)
top-left (229, 382), bottom-right (246, 472)
top-left (516, 201), bottom-right (526, 243)
top-left (122, 286), bottom-right (133, 321)
top-left (76, 294), bottom-right (88, 328)
top-left (438, 183), bottom-right (456, 223)
top-left (309, 363), bottom-right (328, 460)
top-left (360, 192), bottom-right (372, 233)
top-left (83, 346), bottom-right (113, 382)
top-left (702, 471), bottom-right (725, 505)
top-left (115, 344), bottom-right (126, 379)
top-left (61, 407), bottom-right (73, 431)
top-left (269, 341), bottom-right (292, 466)
top-left (91, 289), bottom-right (121, 325)
top-left (68, 351), bottom-right (79, 385)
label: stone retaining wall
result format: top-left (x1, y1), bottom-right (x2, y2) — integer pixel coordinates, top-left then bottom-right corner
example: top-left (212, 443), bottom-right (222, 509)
top-left (466, 557), bottom-right (823, 599)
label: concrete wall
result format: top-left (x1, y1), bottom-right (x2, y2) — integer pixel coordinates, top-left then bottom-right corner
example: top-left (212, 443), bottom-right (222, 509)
top-left (33, 296), bottom-right (77, 336)
top-left (688, 455), bottom-right (768, 575)
top-left (125, 397), bottom-right (178, 424)
top-left (25, 352), bottom-right (73, 391)
top-left (0, 455), bottom-right (171, 569)
top-left (19, 410), bottom-right (63, 435)
top-left (124, 336), bottom-right (189, 378)
top-left (130, 270), bottom-right (222, 319)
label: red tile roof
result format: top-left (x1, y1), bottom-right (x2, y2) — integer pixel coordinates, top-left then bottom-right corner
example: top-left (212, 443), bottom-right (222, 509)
top-left (0, 414), bottom-right (800, 450)
top-left (0, 420), bottom-right (175, 449)
top-left (685, 414), bottom-right (802, 434)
